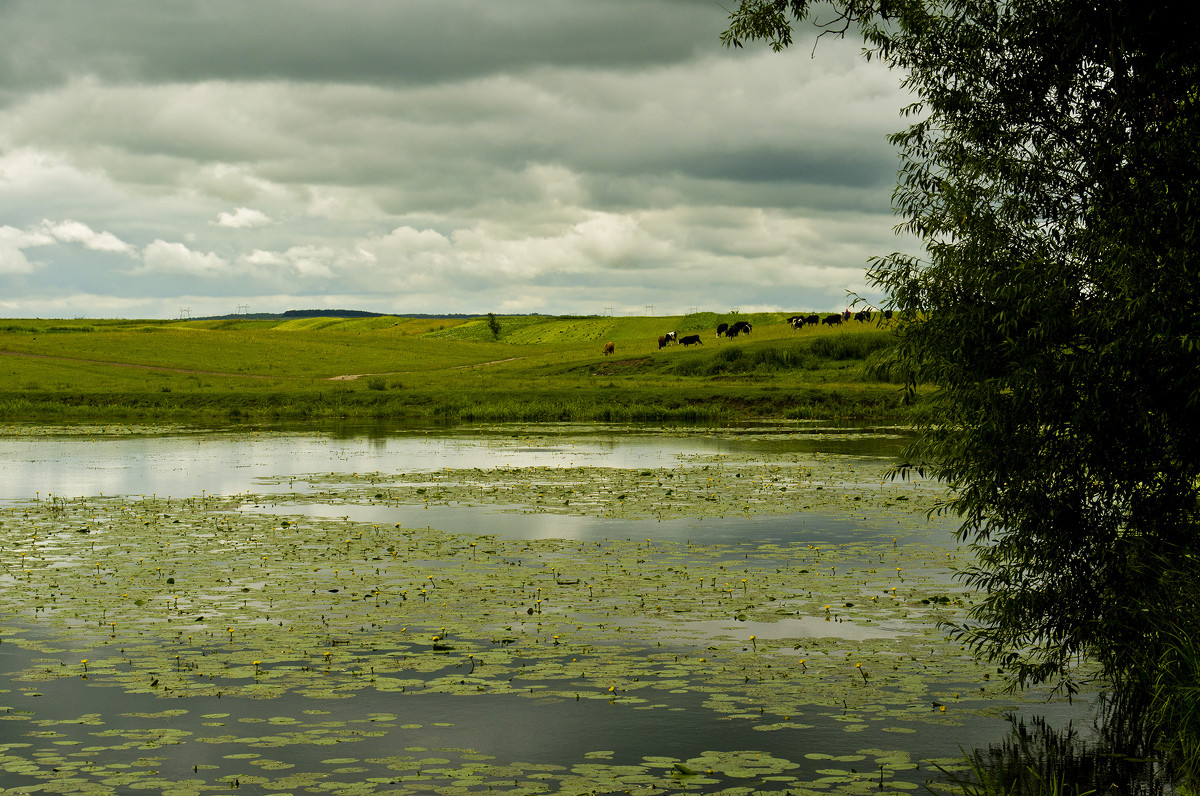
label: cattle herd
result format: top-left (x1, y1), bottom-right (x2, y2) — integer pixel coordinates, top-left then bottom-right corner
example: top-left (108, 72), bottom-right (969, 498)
top-left (605, 310), bottom-right (893, 355)
top-left (786, 309), bottom-right (892, 329)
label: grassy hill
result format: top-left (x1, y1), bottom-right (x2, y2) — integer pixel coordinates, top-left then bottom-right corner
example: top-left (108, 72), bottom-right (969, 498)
top-left (0, 313), bottom-right (915, 424)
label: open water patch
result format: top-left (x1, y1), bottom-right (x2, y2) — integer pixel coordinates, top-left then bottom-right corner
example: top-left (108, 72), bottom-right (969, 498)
top-left (238, 501), bottom-right (955, 549)
top-left (0, 640), bottom-right (1088, 795)
top-left (0, 425), bottom-right (1116, 793)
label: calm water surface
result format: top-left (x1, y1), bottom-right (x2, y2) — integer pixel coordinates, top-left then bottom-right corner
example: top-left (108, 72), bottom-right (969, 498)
top-left (0, 423), bottom-right (1111, 793)
top-left (0, 422), bottom-right (916, 500)
top-left (0, 423), bottom-right (942, 548)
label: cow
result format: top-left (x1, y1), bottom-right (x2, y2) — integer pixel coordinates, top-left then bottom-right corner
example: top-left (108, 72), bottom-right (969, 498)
top-left (723, 325), bottom-right (741, 338)
top-left (822, 314), bottom-right (843, 326)
top-left (854, 310), bottom-right (872, 323)
top-left (657, 335), bottom-right (669, 350)
top-left (806, 313), bottom-right (820, 326)
top-left (679, 334), bottom-right (703, 346)
top-left (715, 322), bottom-right (729, 338)
top-left (730, 320), bottom-right (752, 335)
top-left (883, 310), bottom-right (893, 320)
top-left (602, 341), bottom-right (615, 355)
top-left (664, 331), bottom-right (677, 343)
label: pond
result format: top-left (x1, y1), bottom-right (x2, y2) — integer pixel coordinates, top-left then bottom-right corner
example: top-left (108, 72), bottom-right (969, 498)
top-left (0, 422), bottom-right (1109, 794)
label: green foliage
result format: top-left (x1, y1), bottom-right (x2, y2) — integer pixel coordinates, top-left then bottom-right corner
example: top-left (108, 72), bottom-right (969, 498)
top-left (808, 331), bottom-right (893, 361)
top-left (667, 332), bottom-right (894, 377)
top-left (724, 0), bottom-right (1200, 781)
top-left (0, 314), bottom-right (911, 423)
top-left (669, 343), bottom-right (814, 376)
top-left (486, 312), bottom-right (501, 339)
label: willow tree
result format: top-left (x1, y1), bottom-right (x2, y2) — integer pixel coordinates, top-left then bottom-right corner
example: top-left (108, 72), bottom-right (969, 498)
top-left (724, 0), bottom-right (1200, 765)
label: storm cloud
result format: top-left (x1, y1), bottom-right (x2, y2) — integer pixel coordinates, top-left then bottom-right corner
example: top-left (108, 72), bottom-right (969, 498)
top-left (0, 0), bottom-right (912, 318)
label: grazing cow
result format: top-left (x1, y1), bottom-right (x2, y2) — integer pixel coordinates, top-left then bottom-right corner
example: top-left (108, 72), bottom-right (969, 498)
top-left (822, 313), bottom-right (843, 326)
top-left (603, 341), bottom-right (615, 355)
top-left (715, 322), bottom-right (729, 338)
top-left (854, 310), bottom-right (872, 323)
top-left (730, 320), bottom-right (752, 336)
top-left (806, 313), bottom-right (820, 326)
top-left (657, 335), bottom-right (669, 350)
top-left (679, 334), bottom-right (703, 346)
top-left (664, 331), bottom-right (677, 343)
top-left (724, 326), bottom-right (741, 338)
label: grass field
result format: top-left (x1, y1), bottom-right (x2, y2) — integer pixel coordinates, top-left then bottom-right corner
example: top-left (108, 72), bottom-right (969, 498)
top-left (0, 312), bottom-right (917, 423)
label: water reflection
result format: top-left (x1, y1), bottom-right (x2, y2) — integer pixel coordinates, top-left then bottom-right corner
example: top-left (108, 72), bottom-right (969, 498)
top-left (0, 422), bottom-right (920, 503)
top-left (0, 423), bottom-right (1133, 793)
top-left (241, 500), bottom-right (950, 547)
top-left (0, 640), bottom-right (1083, 795)
top-left (953, 715), bottom-right (1172, 795)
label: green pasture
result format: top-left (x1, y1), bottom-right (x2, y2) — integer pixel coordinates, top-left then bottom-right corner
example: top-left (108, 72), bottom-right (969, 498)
top-left (0, 313), bottom-right (913, 423)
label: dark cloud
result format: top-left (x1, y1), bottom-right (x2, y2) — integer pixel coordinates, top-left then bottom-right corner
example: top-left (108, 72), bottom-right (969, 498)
top-left (0, 0), bottom-right (725, 91)
top-left (0, 1), bottom-right (914, 318)
top-left (670, 144), bottom-right (895, 188)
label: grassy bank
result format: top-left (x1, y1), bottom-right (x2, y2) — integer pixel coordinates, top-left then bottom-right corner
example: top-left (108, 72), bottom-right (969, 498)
top-left (0, 312), bottom-right (917, 423)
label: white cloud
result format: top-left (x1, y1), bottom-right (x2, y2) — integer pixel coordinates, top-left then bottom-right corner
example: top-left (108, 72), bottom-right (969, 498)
top-left (242, 249), bottom-right (286, 266)
top-left (214, 207), bottom-right (271, 228)
top-left (237, 245), bottom-right (335, 279)
top-left (137, 240), bottom-right (230, 275)
top-left (0, 3), bottom-right (913, 318)
top-left (369, 226), bottom-right (453, 255)
top-left (0, 244), bottom-right (37, 274)
top-left (0, 224), bottom-right (55, 249)
top-left (38, 219), bottom-right (134, 253)
top-left (0, 219), bottom-right (134, 275)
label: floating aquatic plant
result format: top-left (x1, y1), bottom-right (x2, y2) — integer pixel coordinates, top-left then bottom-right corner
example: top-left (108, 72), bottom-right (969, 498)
top-left (0, 427), bottom-right (1091, 794)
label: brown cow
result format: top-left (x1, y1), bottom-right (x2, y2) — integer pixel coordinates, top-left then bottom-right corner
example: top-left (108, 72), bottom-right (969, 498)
top-left (603, 341), bottom-right (615, 355)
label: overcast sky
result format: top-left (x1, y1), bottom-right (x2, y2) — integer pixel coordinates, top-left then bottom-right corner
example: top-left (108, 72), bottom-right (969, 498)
top-left (0, 0), bottom-right (913, 319)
